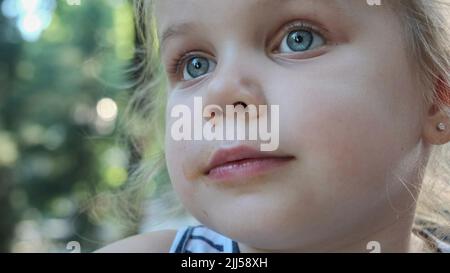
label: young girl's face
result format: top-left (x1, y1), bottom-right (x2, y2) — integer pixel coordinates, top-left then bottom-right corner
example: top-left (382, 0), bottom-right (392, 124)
top-left (157, 0), bottom-right (430, 251)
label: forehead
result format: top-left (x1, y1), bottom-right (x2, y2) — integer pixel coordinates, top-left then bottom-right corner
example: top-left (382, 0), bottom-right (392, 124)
top-left (153, 0), bottom-right (401, 57)
top-left (154, 0), bottom-right (346, 26)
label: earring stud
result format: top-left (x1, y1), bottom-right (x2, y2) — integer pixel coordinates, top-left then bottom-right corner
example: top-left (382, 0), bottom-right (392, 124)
top-left (437, 122), bottom-right (446, 131)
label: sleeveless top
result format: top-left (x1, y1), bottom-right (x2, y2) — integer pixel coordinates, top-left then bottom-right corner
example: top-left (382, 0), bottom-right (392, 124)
top-left (169, 225), bottom-right (240, 253)
top-left (169, 222), bottom-right (450, 253)
top-left (412, 219), bottom-right (450, 253)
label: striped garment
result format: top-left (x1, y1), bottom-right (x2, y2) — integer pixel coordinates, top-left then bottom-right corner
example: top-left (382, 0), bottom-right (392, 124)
top-left (413, 218), bottom-right (450, 253)
top-left (169, 225), bottom-right (240, 253)
top-left (170, 222), bottom-right (450, 253)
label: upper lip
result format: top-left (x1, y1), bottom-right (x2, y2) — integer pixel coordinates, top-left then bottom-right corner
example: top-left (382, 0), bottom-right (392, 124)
top-left (204, 145), bottom-right (294, 174)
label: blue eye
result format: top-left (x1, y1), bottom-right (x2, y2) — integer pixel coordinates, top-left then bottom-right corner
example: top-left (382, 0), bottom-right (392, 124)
top-left (183, 56), bottom-right (216, 80)
top-left (279, 29), bottom-right (325, 53)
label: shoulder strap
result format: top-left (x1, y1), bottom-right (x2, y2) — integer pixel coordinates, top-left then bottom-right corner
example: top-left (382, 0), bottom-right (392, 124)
top-left (169, 225), bottom-right (240, 253)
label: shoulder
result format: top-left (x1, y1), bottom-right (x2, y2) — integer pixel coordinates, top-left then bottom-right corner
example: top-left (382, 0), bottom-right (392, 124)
top-left (413, 218), bottom-right (450, 253)
top-left (95, 229), bottom-right (178, 253)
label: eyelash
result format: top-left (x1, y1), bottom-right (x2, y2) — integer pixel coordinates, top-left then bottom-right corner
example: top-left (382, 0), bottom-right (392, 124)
top-left (273, 21), bottom-right (327, 52)
top-left (168, 50), bottom-right (198, 77)
top-left (167, 20), bottom-right (327, 79)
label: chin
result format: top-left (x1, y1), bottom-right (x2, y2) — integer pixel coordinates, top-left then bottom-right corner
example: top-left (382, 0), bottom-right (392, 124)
top-left (194, 203), bottom-right (314, 251)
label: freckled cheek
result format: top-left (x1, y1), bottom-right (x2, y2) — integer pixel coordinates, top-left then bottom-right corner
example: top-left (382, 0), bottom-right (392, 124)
top-left (166, 135), bottom-right (193, 176)
top-left (163, 102), bottom-right (211, 219)
top-left (165, 139), bottom-right (198, 199)
top-left (165, 122), bottom-right (204, 193)
top-left (165, 100), bottom-right (190, 177)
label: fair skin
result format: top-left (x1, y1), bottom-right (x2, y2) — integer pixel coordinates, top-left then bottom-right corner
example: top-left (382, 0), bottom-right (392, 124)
top-left (97, 0), bottom-right (450, 253)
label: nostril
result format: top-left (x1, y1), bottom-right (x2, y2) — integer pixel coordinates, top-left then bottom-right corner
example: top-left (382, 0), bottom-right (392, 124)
top-left (233, 101), bottom-right (248, 109)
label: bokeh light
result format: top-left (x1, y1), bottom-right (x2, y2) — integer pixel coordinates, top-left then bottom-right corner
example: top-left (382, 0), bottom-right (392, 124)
top-left (1, 0), bottom-right (56, 42)
top-left (96, 98), bottom-right (118, 122)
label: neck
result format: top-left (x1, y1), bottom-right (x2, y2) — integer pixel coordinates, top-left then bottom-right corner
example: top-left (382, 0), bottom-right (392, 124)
top-left (238, 212), bottom-right (421, 253)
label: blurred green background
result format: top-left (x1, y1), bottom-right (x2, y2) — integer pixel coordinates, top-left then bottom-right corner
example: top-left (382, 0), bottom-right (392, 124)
top-left (0, 0), bottom-right (138, 252)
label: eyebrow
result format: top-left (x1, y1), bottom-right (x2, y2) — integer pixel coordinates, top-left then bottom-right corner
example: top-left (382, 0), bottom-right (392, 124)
top-left (159, 0), bottom-right (341, 50)
top-left (160, 22), bottom-right (197, 50)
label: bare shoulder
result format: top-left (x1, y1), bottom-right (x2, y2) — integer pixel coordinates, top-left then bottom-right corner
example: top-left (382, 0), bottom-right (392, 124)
top-left (95, 229), bottom-right (178, 253)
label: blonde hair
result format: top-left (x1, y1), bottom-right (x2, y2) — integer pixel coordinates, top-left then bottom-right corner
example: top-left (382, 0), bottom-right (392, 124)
top-left (110, 0), bottom-right (450, 248)
top-left (391, 0), bottom-right (450, 250)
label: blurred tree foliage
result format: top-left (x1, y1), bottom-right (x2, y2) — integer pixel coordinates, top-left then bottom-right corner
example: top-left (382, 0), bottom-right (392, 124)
top-left (0, 0), bottom-right (135, 252)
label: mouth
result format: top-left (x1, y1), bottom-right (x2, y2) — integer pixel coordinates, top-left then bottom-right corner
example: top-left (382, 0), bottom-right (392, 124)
top-left (203, 145), bottom-right (295, 181)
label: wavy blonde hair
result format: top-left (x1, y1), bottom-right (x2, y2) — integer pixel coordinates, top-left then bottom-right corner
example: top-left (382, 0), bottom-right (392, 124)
top-left (108, 0), bottom-right (450, 248)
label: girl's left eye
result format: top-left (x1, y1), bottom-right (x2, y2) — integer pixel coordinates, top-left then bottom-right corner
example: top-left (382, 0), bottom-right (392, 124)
top-left (278, 29), bottom-right (325, 53)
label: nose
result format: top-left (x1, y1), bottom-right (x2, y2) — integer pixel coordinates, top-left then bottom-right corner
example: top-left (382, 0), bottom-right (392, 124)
top-left (201, 53), bottom-right (267, 120)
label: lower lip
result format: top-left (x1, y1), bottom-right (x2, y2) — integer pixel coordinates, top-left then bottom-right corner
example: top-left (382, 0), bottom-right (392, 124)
top-left (206, 157), bottom-right (294, 181)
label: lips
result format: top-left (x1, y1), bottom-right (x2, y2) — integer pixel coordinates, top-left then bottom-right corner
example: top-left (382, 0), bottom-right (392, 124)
top-left (203, 145), bottom-right (295, 181)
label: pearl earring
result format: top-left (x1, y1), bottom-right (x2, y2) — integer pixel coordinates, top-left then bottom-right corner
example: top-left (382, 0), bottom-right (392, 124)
top-left (437, 122), bottom-right (446, 132)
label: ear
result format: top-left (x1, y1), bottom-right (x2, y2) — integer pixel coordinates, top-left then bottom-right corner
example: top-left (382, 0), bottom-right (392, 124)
top-left (422, 77), bottom-right (450, 145)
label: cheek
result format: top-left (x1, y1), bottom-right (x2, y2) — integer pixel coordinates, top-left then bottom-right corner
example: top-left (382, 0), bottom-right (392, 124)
top-left (271, 37), bottom-right (423, 197)
top-left (164, 96), bottom-right (212, 206)
top-left (164, 98), bottom-right (194, 199)
top-left (280, 93), bottom-right (398, 207)
top-left (165, 135), bottom-right (199, 207)
top-left (298, 101), bottom-right (396, 181)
